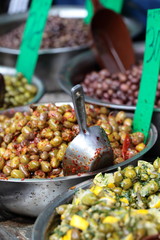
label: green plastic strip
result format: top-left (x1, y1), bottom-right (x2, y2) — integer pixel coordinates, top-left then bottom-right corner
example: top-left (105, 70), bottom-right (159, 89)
top-left (84, 0), bottom-right (124, 24)
top-left (16, 0), bottom-right (53, 83)
top-left (133, 8), bottom-right (160, 142)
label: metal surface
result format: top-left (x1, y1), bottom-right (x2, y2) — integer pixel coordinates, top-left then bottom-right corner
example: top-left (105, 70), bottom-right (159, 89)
top-left (0, 6), bottom-right (143, 92)
top-left (0, 65), bottom-right (44, 108)
top-left (63, 85), bottom-right (113, 175)
top-left (0, 103), bottom-right (157, 217)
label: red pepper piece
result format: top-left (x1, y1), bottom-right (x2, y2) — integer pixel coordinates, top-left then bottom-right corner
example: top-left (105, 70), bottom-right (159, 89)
top-left (122, 133), bottom-right (131, 160)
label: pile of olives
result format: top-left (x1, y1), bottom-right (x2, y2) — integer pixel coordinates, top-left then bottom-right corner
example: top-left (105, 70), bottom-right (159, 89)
top-left (0, 103), bottom-right (146, 179)
top-left (0, 73), bottom-right (38, 110)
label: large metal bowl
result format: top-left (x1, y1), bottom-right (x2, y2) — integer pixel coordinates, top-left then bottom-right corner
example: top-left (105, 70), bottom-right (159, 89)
top-left (58, 49), bottom-right (160, 158)
top-left (0, 65), bottom-right (44, 109)
top-left (0, 102), bottom-right (157, 217)
top-left (32, 177), bottom-right (160, 240)
top-left (0, 6), bottom-right (143, 92)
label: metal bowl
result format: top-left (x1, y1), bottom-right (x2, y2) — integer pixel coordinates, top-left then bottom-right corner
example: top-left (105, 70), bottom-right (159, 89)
top-left (0, 102), bottom-right (157, 217)
top-left (32, 177), bottom-right (160, 240)
top-left (58, 49), bottom-right (160, 158)
top-left (0, 6), bottom-right (143, 92)
top-left (0, 65), bottom-right (44, 110)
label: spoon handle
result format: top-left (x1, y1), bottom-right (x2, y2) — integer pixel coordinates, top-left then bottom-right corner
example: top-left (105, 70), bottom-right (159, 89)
top-left (91, 0), bottom-right (103, 12)
top-left (71, 84), bottom-right (88, 134)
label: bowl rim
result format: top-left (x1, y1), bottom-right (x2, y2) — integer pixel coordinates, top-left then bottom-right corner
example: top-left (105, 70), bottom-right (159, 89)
top-left (0, 65), bottom-right (45, 108)
top-left (58, 50), bottom-right (160, 113)
top-left (0, 102), bottom-right (157, 183)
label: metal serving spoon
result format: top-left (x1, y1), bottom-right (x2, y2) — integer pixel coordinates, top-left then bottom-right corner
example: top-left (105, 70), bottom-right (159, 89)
top-left (90, 0), bottom-right (135, 73)
top-left (63, 84), bottom-right (114, 176)
top-left (0, 73), bottom-right (5, 108)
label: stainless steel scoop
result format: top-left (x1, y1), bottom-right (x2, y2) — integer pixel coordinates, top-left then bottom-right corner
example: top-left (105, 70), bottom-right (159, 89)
top-left (63, 84), bottom-right (114, 176)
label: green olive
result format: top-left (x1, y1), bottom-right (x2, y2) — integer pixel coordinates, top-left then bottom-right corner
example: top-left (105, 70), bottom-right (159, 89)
top-left (50, 136), bottom-right (62, 147)
top-left (48, 119), bottom-right (62, 131)
top-left (81, 191), bottom-right (97, 206)
top-left (115, 111), bottom-right (126, 124)
top-left (121, 178), bottom-right (132, 190)
top-left (40, 151), bottom-right (49, 160)
top-left (3, 165), bottom-right (12, 176)
top-left (40, 161), bottom-right (52, 173)
top-left (63, 111), bottom-right (76, 122)
top-left (37, 140), bottom-right (53, 151)
top-left (19, 164), bottom-right (30, 177)
top-left (20, 155), bottom-right (30, 164)
top-left (153, 157), bottom-right (160, 169)
top-left (114, 171), bottom-right (123, 184)
top-left (124, 169), bottom-right (136, 179)
top-left (10, 156), bottom-right (20, 169)
top-left (11, 169), bottom-right (25, 178)
top-left (28, 160), bottom-right (40, 171)
top-left (50, 157), bottom-right (60, 168)
top-left (0, 158), bottom-right (5, 170)
top-left (133, 182), bottom-right (142, 192)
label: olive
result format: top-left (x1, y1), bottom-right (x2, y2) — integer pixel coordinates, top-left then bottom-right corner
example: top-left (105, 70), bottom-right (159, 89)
top-left (121, 178), bottom-right (132, 190)
top-left (28, 160), bottom-right (40, 171)
top-left (37, 140), bottom-right (53, 151)
top-left (50, 157), bottom-right (60, 168)
top-left (135, 143), bottom-right (145, 152)
top-left (140, 180), bottom-right (159, 196)
top-left (50, 136), bottom-right (62, 147)
top-left (131, 132), bottom-right (144, 145)
top-left (63, 111), bottom-right (76, 122)
top-left (124, 169), bottom-right (136, 179)
top-left (20, 155), bottom-right (30, 164)
top-left (40, 161), bottom-right (52, 173)
top-left (11, 169), bottom-right (25, 178)
top-left (19, 164), bottom-right (30, 177)
top-left (56, 205), bottom-right (68, 215)
top-left (81, 191), bottom-right (97, 206)
top-left (3, 165), bottom-right (12, 176)
top-left (99, 223), bottom-right (114, 233)
top-left (0, 158), bottom-right (5, 170)
top-left (40, 151), bottom-right (49, 160)
top-left (10, 156), bottom-right (20, 169)
top-left (114, 171), bottom-right (123, 184)
top-left (115, 111), bottom-right (126, 124)
top-left (153, 157), bottom-right (160, 169)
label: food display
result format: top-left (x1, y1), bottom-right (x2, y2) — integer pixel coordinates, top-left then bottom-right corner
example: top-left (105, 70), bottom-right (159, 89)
top-left (82, 63), bottom-right (160, 108)
top-left (0, 103), bottom-right (146, 179)
top-left (0, 72), bottom-right (38, 110)
top-left (0, 16), bottom-right (90, 49)
top-left (48, 160), bottom-right (160, 240)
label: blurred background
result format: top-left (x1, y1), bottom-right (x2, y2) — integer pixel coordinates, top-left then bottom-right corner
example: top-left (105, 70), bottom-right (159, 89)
top-left (1, 0), bottom-right (160, 40)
